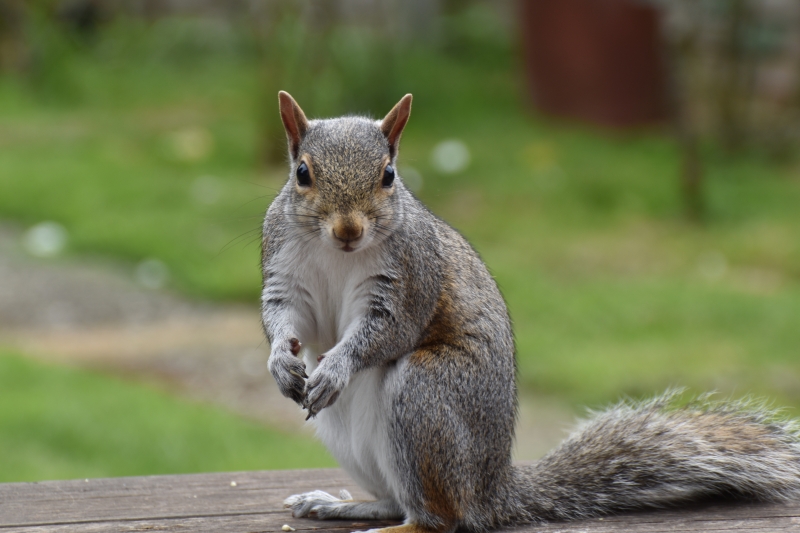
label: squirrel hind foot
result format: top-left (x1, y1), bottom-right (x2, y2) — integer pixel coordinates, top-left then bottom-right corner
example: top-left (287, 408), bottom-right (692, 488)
top-left (284, 491), bottom-right (404, 521)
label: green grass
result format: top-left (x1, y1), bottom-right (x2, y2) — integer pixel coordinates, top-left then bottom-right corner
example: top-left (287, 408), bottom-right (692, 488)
top-left (0, 350), bottom-right (333, 482)
top-left (0, 78), bottom-right (267, 299)
top-left (1, 14), bottom-right (800, 480)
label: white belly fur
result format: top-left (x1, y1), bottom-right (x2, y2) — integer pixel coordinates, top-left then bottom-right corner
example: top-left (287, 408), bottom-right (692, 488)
top-left (269, 238), bottom-right (401, 502)
top-left (311, 363), bottom-right (404, 501)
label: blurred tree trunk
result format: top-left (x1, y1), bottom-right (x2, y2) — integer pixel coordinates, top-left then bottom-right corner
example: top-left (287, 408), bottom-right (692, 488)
top-left (251, 0), bottom-right (340, 167)
top-left (677, 126), bottom-right (703, 222)
top-left (666, 0), bottom-right (704, 221)
top-left (716, 0), bottom-right (754, 154)
top-left (250, 0), bottom-right (289, 166)
top-left (0, 0), bottom-right (29, 74)
top-left (251, 0), bottom-right (406, 167)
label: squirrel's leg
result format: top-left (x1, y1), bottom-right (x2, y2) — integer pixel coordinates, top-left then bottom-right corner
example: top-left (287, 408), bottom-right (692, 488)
top-left (284, 490), bottom-right (403, 520)
top-left (378, 347), bottom-right (496, 533)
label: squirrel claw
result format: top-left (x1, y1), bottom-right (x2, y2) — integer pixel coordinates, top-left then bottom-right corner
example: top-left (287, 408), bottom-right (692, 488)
top-left (304, 402), bottom-right (318, 420)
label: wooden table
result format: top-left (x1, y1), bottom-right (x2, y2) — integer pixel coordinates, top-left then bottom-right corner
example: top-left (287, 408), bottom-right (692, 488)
top-left (1, 469), bottom-right (799, 532)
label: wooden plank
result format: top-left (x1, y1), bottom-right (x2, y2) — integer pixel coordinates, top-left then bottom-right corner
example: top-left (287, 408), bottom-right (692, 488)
top-left (3, 514), bottom-right (799, 533)
top-left (0, 516), bottom-right (400, 533)
top-left (1, 469), bottom-right (799, 532)
top-left (0, 469), bottom-right (370, 527)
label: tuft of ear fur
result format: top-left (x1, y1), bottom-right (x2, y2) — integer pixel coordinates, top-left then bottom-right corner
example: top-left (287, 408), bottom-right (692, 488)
top-left (381, 94), bottom-right (412, 158)
top-left (278, 91), bottom-right (309, 160)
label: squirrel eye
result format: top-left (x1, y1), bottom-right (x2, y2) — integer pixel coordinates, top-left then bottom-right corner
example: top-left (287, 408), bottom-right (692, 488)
top-left (296, 162), bottom-right (311, 187)
top-left (382, 165), bottom-right (395, 188)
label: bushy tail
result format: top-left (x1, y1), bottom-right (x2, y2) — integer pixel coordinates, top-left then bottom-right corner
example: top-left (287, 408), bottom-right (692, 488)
top-left (512, 391), bottom-right (800, 523)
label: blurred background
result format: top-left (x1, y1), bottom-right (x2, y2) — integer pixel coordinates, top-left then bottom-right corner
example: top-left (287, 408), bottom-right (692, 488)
top-left (1, 0), bottom-right (799, 482)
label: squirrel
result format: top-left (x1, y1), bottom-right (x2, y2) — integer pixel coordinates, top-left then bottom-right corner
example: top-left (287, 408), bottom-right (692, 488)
top-left (261, 91), bottom-right (800, 533)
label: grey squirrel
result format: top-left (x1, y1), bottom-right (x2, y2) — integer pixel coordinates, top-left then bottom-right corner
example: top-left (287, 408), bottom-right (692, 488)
top-left (261, 92), bottom-right (800, 533)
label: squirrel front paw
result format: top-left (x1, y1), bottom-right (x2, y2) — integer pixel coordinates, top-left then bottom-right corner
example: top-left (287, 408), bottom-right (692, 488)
top-left (268, 338), bottom-right (307, 405)
top-left (304, 356), bottom-right (349, 418)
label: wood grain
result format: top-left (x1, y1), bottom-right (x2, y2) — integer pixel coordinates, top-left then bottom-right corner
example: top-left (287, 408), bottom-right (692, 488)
top-left (0, 469), bottom-right (798, 532)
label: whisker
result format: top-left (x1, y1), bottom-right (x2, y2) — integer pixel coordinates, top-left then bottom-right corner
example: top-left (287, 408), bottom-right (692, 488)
top-left (240, 234), bottom-right (263, 249)
top-left (286, 225), bottom-right (320, 230)
top-left (233, 178), bottom-right (284, 193)
top-left (201, 214), bottom-right (265, 222)
top-left (235, 194), bottom-right (275, 210)
top-left (299, 231), bottom-right (320, 247)
top-left (215, 227), bottom-right (263, 257)
top-left (364, 201), bottom-right (391, 217)
top-left (296, 205), bottom-right (325, 216)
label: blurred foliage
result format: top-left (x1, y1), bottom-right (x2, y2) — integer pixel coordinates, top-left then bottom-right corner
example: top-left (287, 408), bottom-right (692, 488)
top-left (0, 350), bottom-right (333, 482)
top-left (255, 12), bottom-right (403, 162)
top-left (254, 1), bottom-right (514, 162)
top-left (662, 0), bottom-right (800, 157)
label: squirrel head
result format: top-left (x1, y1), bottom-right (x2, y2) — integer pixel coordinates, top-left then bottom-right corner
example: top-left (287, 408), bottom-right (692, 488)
top-left (278, 91), bottom-right (412, 253)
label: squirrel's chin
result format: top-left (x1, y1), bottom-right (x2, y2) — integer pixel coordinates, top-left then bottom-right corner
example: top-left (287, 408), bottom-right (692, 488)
top-left (327, 236), bottom-right (372, 253)
top-left (339, 241), bottom-right (368, 253)
top-left (323, 239), bottom-right (360, 253)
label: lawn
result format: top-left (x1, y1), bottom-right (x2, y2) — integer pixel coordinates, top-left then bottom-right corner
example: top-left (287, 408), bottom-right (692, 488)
top-left (1, 14), bottom-right (799, 481)
top-left (0, 350), bottom-right (333, 482)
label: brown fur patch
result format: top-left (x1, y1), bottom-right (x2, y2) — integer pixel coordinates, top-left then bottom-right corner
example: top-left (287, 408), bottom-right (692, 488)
top-left (370, 522), bottom-right (452, 533)
top-left (414, 285), bottom-right (467, 359)
top-left (683, 412), bottom-right (779, 455)
top-left (419, 450), bottom-right (461, 526)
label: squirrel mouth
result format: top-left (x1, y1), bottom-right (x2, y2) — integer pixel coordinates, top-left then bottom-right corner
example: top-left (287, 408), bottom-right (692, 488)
top-left (341, 244), bottom-right (355, 252)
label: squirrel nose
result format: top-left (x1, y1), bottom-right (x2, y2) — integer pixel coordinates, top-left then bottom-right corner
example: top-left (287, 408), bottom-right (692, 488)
top-left (333, 226), bottom-right (364, 243)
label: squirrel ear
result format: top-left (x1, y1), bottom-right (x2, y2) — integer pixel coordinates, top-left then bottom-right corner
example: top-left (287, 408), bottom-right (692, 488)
top-left (380, 94), bottom-right (412, 158)
top-left (278, 91), bottom-right (309, 160)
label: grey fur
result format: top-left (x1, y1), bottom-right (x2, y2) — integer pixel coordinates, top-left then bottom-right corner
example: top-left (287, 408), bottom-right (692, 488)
top-left (262, 95), bottom-right (800, 533)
